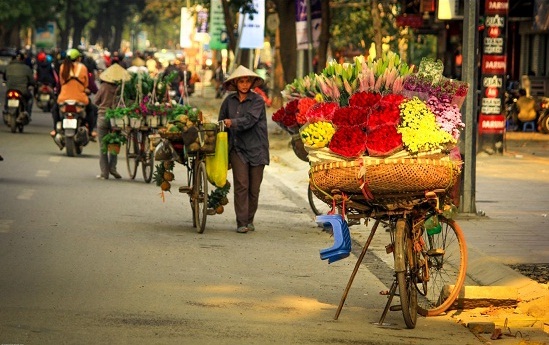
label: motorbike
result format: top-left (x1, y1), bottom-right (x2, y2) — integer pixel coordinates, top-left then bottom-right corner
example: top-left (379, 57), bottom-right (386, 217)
top-left (538, 97), bottom-right (549, 134)
top-left (52, 100), bottom-right (90, 157)
top-left (2, 89), bottom-right (29, 133)
top-left (35, 83), bottom-right (56, 112)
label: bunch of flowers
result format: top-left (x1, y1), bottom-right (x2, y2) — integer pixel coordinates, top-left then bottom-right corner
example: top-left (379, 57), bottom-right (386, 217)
top-left (329, 125), bottom-right (368, 157)
top-left (274, 53), bottom-right (466, 160)
top-left (272, 99), bottom-right (299, 133)
top-left (304, 102), bottom-right (339, 123)
top-left (398, 97), bottom-right (456, 154)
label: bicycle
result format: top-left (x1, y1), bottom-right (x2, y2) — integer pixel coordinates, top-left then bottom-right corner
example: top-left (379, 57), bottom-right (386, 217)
top-left (313, 186), bottom-right (467, 329)
top-left (125, 120), bottom-right (156, 183)
top-left (174, 122), bottom-right (220, 233)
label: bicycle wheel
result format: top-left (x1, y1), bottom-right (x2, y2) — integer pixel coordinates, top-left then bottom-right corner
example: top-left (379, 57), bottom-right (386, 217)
top-left (416, 216), bottom-right (467, 316)
top-left (125, 130), bottom-right (139, 179)
top-left (308, 184), bottom-right (331, 216)
top-left (394, 217), bottom-right (418, 329)
top-left (192, 160), bottom-right (208, 233)
top-left (141, 133), bottom-right (154, 183)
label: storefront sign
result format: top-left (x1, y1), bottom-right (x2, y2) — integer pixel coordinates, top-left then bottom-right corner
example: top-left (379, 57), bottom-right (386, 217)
top-left (478, 114), bottom-right (506, 134)
top-left (479, 0), bottom-right (508, 150)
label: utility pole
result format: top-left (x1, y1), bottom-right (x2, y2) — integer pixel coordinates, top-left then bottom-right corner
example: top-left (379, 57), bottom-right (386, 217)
top-left (460, 1), bottom-right (479, 214)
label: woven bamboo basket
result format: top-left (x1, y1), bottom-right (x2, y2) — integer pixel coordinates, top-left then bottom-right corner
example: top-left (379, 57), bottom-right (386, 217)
top-left (309, 156), bottom-right (462, 198)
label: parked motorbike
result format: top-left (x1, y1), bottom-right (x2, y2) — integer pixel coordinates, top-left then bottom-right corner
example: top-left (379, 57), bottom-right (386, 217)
top-left (35, 83), bottom-right (56, 112)
top-left (52, 100), bottom-right (90, 156)
top-left (538, 97), bottom-right (549, 134)
top-left (2, 89), bottom-right (29, 133)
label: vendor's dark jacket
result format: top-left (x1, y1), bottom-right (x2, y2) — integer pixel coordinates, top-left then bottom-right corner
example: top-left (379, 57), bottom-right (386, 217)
top-left (218, 91), bottom-right (270, 166)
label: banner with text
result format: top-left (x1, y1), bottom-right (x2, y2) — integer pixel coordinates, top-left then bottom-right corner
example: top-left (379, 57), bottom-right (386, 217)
top-left (209, 0), bottom-right (228, 50)
top-left (238, 0), bottom-right (265, 49)
top-left (479, 0), bottom-right (508, 135)
top-left (295, 0), bottom-right (322, 50)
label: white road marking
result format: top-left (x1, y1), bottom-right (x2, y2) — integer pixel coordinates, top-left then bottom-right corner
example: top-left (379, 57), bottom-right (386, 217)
top-left (49, 156), bottom-right (62, 163)
top-left (0, 219), bottom-right (15, 233)
top-left (36, 170), bottom-right (50, 177)
top-left (17, 189), bottom-right (35, 200)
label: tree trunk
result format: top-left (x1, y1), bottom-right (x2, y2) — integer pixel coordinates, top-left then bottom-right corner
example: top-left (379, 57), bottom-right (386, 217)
top-left (273, 0), bottom-right (297, 85)
top-left (371, 0), bottom-right (383, 58)
top-left (317, 0), bottom-right (331, 72)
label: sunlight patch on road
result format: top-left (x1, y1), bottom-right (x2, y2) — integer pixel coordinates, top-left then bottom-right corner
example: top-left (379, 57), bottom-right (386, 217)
top-left (17, 189), bottom-right (35, 200)
top-left (35, 170), bottom-right (50, 177)
top-left (0, 219), bottom-right (15, 233)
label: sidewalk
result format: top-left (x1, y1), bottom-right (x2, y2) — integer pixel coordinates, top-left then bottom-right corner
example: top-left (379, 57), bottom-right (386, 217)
top-left (190, 85), bottom-right (549, 337)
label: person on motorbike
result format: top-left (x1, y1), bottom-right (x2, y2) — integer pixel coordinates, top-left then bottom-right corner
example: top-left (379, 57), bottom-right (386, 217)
top-left (1, 52), bottom-right (35, 119)
top-left (51, 48), bottom-right (97, 139)
top-left (35, 51), bottom-right (57, 97)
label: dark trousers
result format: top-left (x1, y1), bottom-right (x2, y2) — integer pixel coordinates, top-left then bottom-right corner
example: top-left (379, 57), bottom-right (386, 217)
top-left (230, 150), bottom-right (265, 228)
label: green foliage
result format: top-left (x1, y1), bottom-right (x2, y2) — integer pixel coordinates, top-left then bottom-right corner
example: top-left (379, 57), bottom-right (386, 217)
top-left (101, 131), bottom-right (127, 154)
top-left (207, 181), bottom-right (231, 209)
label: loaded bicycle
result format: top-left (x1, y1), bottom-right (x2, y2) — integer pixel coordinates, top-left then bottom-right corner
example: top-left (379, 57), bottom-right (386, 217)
top-left (155, 120), bottom-right (225, 234)
top-left (124, 117), bottom-right (158, 183)
top-left (309, 156), bottom-right (467, 329)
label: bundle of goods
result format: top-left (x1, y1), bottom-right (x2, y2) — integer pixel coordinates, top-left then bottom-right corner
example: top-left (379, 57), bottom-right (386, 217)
top-left (273, 53), bottom-right (468, 204)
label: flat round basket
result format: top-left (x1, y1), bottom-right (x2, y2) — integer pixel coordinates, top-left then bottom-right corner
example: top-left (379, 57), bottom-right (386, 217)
top-left (309, 156), bottom-right (462, 197)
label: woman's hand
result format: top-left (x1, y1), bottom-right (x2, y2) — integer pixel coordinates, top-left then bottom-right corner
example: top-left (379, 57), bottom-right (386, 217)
top-left (223, 119), bottom-right (232, 128)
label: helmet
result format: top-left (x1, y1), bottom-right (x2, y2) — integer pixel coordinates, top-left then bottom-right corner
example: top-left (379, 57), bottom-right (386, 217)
top-left (66, 48), bottom-right (81, 61)
top-left (46, 54), bottom-right (53, 63)
top-left (37, 52), bottom-right (47, 62)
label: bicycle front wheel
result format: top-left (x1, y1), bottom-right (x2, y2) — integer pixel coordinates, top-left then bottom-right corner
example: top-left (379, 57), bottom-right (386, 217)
top-left (192, 160), bottom-right (208, 233)
top-left (125, 130), bottom-right (139, 180)
top-left (394, 218), bottom-right (418, 329)
top-left (141, 133), bottom-right (154, 183)
top-left (417, 216), bottom-right (467, 316)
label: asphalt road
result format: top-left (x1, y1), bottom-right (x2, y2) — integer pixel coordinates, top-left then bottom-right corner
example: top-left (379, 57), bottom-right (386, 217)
top-left (0, 107), bottom-right (493, 344)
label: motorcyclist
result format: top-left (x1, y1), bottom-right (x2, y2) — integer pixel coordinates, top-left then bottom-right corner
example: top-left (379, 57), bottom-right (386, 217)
top-left (51, 48), bottom-right (97, 138)
top-left (1, 52), bottom-right (35, 119)
top-left (35, 51), bottom-right (57, 92)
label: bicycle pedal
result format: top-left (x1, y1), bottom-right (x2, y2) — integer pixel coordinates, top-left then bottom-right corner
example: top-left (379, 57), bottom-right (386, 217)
top-left (389, 305), bottom-right (402, 311)
top-left (427, 248), bottom-right (445, 256)
top-left (178, 186), bottom-right (192, 194)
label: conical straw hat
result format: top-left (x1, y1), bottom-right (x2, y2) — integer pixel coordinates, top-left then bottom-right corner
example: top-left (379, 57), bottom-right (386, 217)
top-left (223, 65), bottom-right (264, 91)
top-left (99, 63), bottom-right (131, 83)
top-left (132, 57), bottom-right (145, 67)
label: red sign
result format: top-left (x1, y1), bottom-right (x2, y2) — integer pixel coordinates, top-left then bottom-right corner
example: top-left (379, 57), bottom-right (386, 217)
top-left (396, 15), bottom-right (423, 29)
top-left (478, 114), bottom-right (506, 134)
top-left (485, 0), bottom-right (508, 15)
top-left (482, 55), bottom-right (506, 74)
top-left (487, 26), bottom-right (501, 38)
top-left (485, 87), bottom-right (499, 98)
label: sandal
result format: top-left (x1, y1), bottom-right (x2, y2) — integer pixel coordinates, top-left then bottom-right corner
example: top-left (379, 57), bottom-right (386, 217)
top-left (236, 226), bottom-right (249, 234)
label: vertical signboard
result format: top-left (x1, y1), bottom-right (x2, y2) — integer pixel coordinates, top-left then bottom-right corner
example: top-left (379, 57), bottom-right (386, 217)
top-left (478, 0), bottom-right (508, 150)
top-left (238, 0), bottom-right (265, 49)
top-left (180, 7), bottom-right (194, 49)
top-left (35, 22), bottom-right (56, 50)
top-left (295, 0), bottom-right (322, 50)
top-left (209, 0), bottom-right (228, 50)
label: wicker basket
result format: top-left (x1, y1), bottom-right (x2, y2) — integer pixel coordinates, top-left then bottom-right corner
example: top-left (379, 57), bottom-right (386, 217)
top-left (309, 156), bottom-right (462, 198)
top-left (158, 130), bottom-right (183, 141)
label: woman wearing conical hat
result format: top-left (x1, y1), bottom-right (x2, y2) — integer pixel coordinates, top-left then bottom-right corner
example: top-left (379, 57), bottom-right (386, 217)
top-left (94, 64), bottom-right (130, 180)
top-left (218, 65), bottom-right (270, 234)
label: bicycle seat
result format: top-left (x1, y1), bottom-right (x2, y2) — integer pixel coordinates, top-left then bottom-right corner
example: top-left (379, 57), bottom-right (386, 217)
top-left (318, 214), bottom-right (352, 264)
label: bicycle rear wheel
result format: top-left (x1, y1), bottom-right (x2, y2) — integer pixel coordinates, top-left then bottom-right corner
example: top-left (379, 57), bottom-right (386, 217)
top-left (417, 216), bottom-right (467, 316)
top-left (125, 130), bottom-right (139, 179)
top-left (394, 218), bottom-right (418, 329)
top-left (141, 133), bottom-right (154, 183)
top-left (192, 160), bottom-right (208, 233)
top-left (308, 185), bottom-right (331, 216)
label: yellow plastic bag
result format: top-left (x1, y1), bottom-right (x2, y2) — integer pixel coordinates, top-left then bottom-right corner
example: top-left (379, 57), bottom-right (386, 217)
top-left (205, 131), bottom-right (228, 188)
